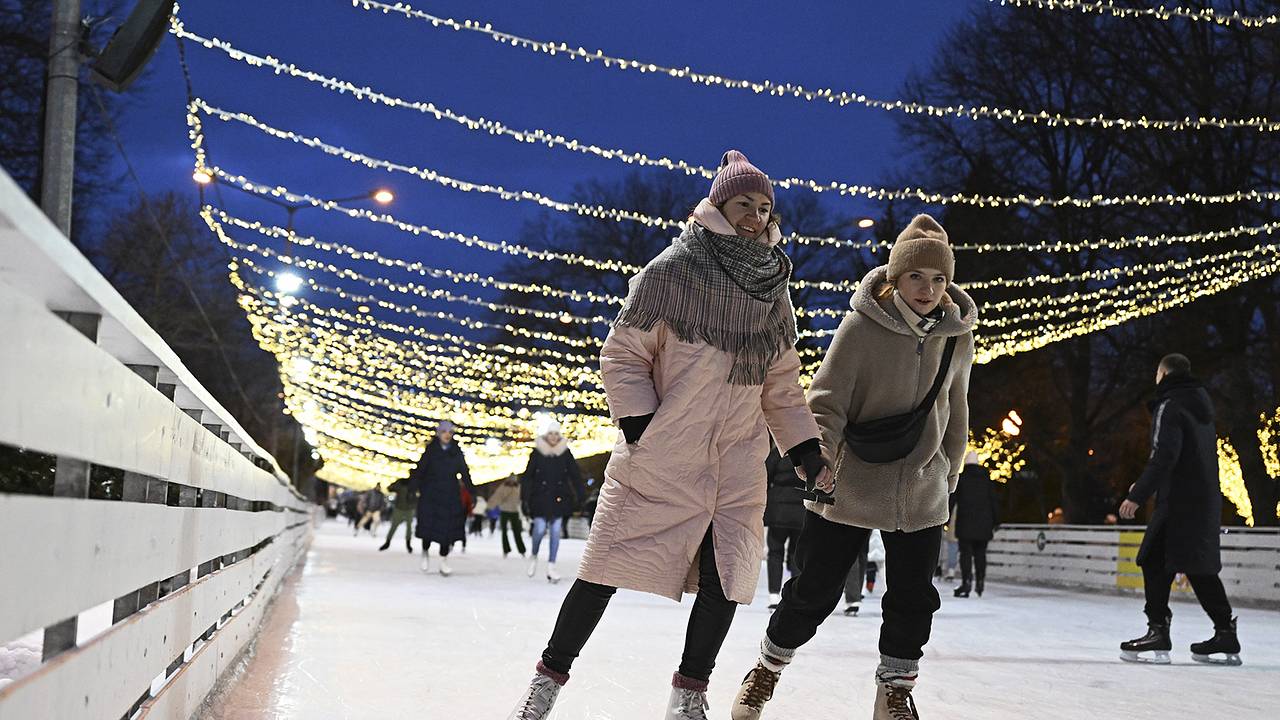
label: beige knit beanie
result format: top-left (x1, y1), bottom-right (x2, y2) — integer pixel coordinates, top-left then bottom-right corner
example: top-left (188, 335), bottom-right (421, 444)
top-left (887, 214), bottom-right (955, 282)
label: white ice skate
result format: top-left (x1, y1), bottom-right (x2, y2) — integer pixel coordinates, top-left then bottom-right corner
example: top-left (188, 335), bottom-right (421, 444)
top-left (419, 556), bottom-right (430, 573)
top-left (546, 563), bottom-right (561, 583)
top-left (767, 593), bottom-right (781, 610)
top-left (527, 557), bottom-right (538, 578)
top-left (506, 673), bottom-right (561, 720)
top-left (439, 557), bottom-right (453, 576)
top-left (665, 686), bottom-right (710, 720)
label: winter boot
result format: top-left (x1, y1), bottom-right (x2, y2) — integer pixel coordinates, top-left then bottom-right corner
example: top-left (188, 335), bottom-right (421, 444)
top-left (439, 556), bottom-right (453, 576)
top-left (953, 583), bottom-right (970, 598)
top-left (1120, 618), bottom-right (1172, 664)
top-left (506, 664), bottom-right (564, 720)
top-left (730, 637), bottom-right (794, 720)
top-left (527, 557), bottom-right (538, 578)
top-left (873, 658), bottom-right (920, 720)
top-left (1190, 617), bottom-right (1242, 666)
top-left (666, 673), bottom-right (709, 720)
top-left (546, 563), bottom-right (561, 583)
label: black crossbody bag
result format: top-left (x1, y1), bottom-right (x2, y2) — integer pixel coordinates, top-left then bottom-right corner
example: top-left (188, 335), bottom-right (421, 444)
top-left (842, 336), bottom-right (957, 464)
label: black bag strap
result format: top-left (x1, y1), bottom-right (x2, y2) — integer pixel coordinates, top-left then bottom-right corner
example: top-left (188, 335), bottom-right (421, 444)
top-left (916, 336), bottom-right (958, 414)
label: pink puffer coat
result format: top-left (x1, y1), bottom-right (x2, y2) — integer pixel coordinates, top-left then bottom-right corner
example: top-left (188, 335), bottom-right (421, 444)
top-left (577, 322), bottom-right (819, 604)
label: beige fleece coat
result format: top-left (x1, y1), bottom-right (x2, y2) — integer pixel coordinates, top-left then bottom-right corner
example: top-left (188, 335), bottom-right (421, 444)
top-left (578, 212), bottom-right (818, 605)
top-left (807, 265), bottom-right (977, 533)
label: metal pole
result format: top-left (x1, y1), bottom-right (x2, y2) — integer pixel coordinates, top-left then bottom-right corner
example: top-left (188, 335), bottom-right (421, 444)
top-left (40, 0), bottom-right (83, 237)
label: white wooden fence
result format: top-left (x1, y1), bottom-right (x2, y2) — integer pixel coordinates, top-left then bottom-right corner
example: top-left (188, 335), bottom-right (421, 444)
top-left (988, 524), bottom-right (1280, 607)
top-left (0, 168), bottom-right (312, 719)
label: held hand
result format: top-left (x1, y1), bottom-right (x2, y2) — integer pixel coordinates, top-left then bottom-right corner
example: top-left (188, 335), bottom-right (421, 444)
top-left (1119, 499), bottom-right (1139, 520)
top-left (794, 460), bottom-right (835, 505)
top-left (813, 467), bottom-right (834, 494)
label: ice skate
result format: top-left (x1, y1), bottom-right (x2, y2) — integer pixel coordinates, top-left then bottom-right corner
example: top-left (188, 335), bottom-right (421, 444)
top-left (873, 681), bottom-right (920, 719)
top-left (730, 663), bottom-right (780, 720)
top-left (377, 541), bottom-right (390, 552)
top-left (546, 563), bottom-right (561, 583)
top-left (975, 571), bottom-right (985, 597)
top-left (665, 683), bottom-right (709, 720)
top-left (844, 603), bottom-right (860, 617)
top-left (767, 593), bottom-right (781, 610)
top-left (439, 557), bottom-right (453, 576)
top-left (419, 555), bottom-right (430, 573)
top-left (953, 583), bottom-right (970, 598)
top-left (506, 672), bottom-right (561, 720)
top-left (526, 557), bottom-right (538, 578)
top-left (1120, 620), bottom-right (1172, 664)
top-left (1190, 617), bottom-right (1242, 666)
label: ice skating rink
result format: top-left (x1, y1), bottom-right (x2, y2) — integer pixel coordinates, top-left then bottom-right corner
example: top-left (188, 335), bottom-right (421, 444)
top-left (203, 521), bottom-right (1280, 719)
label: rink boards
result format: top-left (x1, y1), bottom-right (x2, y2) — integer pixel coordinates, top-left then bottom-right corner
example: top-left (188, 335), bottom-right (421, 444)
top-left (987, 524), bottom-right (1280, 606)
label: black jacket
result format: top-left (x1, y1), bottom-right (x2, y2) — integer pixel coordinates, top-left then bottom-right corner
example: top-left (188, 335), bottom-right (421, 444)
top-left (763, 445), bottom-right (806, 530)
top-left (412, 437), bottom-right (474, 544)
top-left (951, 464), bottom-right (999, 541)
top-left (1126, 375), bottom-right (1222, 575)
top-left (521, 446), bottom-right (583, 519)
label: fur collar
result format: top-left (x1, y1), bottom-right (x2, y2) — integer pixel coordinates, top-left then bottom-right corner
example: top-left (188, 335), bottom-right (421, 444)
top-left (536, 435), bottom-right (570, 457)
top-left (691, 198), bottom-right (782, 247)
top-left (852, 265), bottom-right (978, 338)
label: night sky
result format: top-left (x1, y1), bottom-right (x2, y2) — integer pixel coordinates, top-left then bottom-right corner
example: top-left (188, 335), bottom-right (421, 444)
top-left (115, 0), bottom-right (972, 287)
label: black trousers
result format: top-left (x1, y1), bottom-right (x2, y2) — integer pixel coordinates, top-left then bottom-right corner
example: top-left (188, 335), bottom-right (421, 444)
top-left (844, 542), bottom-right (869, 604)
top-left (766, 525), bottom-right (801, 594)
top-left (958, 539), bottom-right (988, 585)
top-left (542, 527), bottom-right (737, 681)
top-left (500, 511), bottom-right (527, 555)
top-left (768, 512), bottom-right (942, 660)
top-left (1140, 528), bottom-right (1233, 628)
top-left (421, 540), bottom-right (450, 557)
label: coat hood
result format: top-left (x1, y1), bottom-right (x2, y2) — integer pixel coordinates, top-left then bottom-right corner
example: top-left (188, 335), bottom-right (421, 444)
top-left (536, 435), bottom-right (570, 457)
top-left (1152, 375), bottom-right (1213, 424)
top-left (852, 265), bottom-right (978, 338)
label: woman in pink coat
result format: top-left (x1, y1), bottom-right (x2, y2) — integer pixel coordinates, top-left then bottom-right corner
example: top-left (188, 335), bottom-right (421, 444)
top-left (506, 151), bottom-right (829, 720)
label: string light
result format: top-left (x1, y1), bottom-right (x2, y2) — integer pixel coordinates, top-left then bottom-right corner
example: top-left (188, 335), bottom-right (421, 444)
top-left (347, 0), bottom-right (1280, 131)
top-left (989, 0), bottom-right (1279, 28)
top-left (194, 98), bottom-right (1280, 215)
top-left (1217, 439), bottom-right (1255, 526)
top-left (1258, 407), bottom-right (1280, 483)
top-left (968, 427), bottom-right (1027, 483)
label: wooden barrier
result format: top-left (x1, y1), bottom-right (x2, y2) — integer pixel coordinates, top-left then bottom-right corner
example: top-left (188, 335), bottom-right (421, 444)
top-left (0, 168), bottom-right (312, 719)
top-left (987, 524), bottom-right (1280, 607)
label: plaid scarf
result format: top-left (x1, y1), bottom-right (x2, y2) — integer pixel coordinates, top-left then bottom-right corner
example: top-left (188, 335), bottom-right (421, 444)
top-left (614, 222), bottom-right (797, 385)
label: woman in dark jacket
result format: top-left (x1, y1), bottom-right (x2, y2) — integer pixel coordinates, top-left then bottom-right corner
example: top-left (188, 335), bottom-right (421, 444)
top-left (763, 444), bottom-right (805, 608)
top-left (412, 421), bottom-right (473, 576)
top-left (950, 452), bottom-right (1000, 597)
top-left (521, 419), bottom-right (582, 584)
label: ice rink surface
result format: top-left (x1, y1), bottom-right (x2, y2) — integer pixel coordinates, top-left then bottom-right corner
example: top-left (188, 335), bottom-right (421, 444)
top-left (203, 521), bottom-right (1280, 720)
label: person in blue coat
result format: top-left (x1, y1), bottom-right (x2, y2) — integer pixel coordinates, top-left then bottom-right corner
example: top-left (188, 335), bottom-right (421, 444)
top-left (412, 421), bottom-right (473, 576)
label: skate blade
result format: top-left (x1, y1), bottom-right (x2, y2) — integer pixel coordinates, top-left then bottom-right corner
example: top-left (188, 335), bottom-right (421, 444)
top-left (1120, 650), bottom-right (1171, 664)
top-left (1192, 653), bottom-right (1242, 666)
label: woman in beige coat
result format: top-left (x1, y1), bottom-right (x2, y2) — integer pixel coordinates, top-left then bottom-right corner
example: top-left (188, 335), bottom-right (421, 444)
top-left (732, 214), bottom-right (977, 720)
top-left (506, 151), bottom-right (825, 720)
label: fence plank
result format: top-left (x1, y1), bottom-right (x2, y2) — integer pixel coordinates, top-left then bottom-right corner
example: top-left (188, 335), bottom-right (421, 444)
top-left (0, 543), bottom-right (279, 720)
top-left (137, 524), bottom-right (309, 720)
top-left (0, 495), bottom-right (285, 647)
top-left (0, 280), bottom-right (293, 505)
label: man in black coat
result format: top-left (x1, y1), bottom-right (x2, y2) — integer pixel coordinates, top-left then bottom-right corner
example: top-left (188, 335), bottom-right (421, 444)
top-left (764, 444), bottom-right (806, 609)
top-left (950, 453), bottom-right (1000, 598)
top-left (1119, 354), bottom-right (1241, 665)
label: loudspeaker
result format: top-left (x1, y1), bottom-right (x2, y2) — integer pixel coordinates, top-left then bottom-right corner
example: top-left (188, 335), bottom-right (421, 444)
top-left (90, 0), bottom-right (177, 92)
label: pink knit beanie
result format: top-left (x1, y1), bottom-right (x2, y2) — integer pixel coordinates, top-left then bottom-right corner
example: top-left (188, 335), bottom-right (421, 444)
top-left (708, 150), bottom-right (774, 205)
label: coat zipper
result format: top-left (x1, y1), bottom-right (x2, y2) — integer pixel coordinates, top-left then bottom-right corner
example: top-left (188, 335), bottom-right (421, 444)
top-left (900, 337), bottom-right (927, 529)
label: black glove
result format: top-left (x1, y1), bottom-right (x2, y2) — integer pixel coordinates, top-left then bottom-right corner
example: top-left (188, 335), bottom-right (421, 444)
top-left (787, 439), bottom-right (834, 505)
top-left (619, 413), bottom-right (655, 444)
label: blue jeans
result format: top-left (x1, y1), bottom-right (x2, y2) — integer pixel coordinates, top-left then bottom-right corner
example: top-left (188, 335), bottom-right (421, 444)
top-left (531, 516), bottom-right (563, 563)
